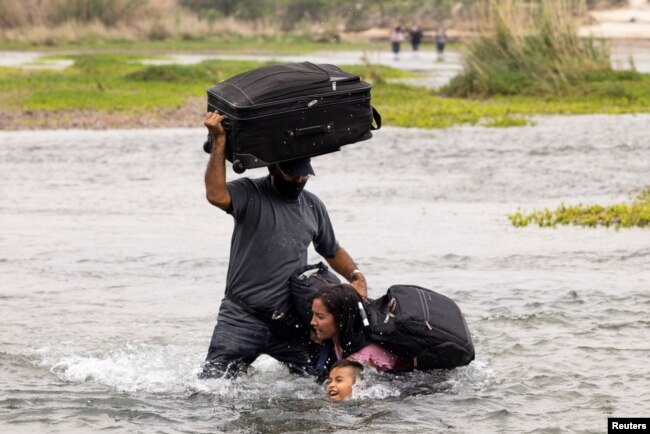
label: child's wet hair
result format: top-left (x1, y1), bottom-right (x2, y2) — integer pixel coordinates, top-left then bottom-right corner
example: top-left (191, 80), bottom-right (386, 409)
top-left (330, 359), bottom-right (364, 378)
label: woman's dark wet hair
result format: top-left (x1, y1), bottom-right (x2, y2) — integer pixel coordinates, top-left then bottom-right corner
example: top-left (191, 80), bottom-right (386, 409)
top-left (313, 284), bottom-right (368, 356)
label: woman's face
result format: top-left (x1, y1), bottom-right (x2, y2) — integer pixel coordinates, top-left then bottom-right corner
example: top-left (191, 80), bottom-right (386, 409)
top-left (311, 298), bottom-right (338, 340)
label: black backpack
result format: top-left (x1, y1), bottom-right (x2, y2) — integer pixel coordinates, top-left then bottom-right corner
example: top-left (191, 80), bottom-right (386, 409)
top-left (289, 264), bottom-right (475, 370)
top-left (289, 262), bottom-right (341, 325)
top-left (364, 285), bottom-right (475, 370)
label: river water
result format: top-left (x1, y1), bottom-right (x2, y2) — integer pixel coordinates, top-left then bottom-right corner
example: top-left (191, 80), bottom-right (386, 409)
top-left (1, 115), bottom-right (649, 433)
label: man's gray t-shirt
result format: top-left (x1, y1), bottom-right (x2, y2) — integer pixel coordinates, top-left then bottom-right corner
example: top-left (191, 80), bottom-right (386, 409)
top-left (219, 176), bottom-right (339, 320)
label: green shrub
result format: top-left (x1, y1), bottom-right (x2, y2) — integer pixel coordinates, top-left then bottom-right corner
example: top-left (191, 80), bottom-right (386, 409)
top-left (445, 0), bottom-right (611, 97)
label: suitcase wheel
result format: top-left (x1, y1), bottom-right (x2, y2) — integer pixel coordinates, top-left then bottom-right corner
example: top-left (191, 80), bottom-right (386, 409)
top-left (202, 134), bottom-right (213, 154)
top-left (232, 160), bottom-right (246, 174)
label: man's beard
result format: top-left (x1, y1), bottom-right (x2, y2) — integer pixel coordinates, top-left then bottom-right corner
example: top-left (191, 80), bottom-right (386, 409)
top-left (273, 175), bottom-right (306, 200)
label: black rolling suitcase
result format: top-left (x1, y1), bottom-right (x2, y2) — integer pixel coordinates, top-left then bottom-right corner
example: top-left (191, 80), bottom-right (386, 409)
top-left (203, 62), bottom-right (381, 173)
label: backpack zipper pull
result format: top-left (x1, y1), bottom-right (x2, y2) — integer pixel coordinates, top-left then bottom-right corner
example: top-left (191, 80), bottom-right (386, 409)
top-left (358, 302), bottom-right (370, 327)
top-left (332, 81), bottom-right (337, 91)
top-left (384, 312), bottom-right (391, 323)
top-left (425, 321), bottom-right (433, 330)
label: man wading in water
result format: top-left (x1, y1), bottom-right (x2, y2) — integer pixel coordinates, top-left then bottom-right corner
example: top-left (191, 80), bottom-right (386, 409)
top-left (200, 111), bottom-right (367, 378)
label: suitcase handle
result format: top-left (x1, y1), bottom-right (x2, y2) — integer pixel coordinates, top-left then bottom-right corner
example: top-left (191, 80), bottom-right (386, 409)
top-left (371, 106), bottom-right (381, 130)
top-left (288, 123), bottom-right (335, 138)
top-left (202, 117), bottom-right (231, 154)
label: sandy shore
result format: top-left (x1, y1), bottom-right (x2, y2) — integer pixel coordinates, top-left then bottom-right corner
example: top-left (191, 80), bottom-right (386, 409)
top-left (580, 7), bottom-right (650, 39)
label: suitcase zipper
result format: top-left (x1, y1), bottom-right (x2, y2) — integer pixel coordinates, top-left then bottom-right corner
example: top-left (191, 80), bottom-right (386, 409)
top-left (209, 84), bottom-right (370, 112)
top-left (415, 287), bottom-right (433, 330)
top-left (209, 95), bottom-right (371, 121)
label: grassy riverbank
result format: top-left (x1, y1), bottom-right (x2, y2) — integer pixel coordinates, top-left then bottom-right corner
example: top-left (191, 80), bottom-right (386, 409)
top-left (381, 70), bottom-right (650, 128)
top-left (1, 53), bottom-right (650, 130)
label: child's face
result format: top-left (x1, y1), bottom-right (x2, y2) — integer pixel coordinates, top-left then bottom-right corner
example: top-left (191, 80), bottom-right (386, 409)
top-left (326, 367), bottom-right (357, 402)
top-left (311, 298), bottom-right (338, 340)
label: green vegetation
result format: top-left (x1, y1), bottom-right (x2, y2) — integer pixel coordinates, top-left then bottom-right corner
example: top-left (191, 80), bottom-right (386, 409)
top-left (377, 70), bottom-right (650, 128)
top-left (1, 54), bottom-right (650, 128)
top-left (0, 34), bottom-right (375, 54)
top-left (0, 55), bottom-right (267, 112)
top-left (0, 0), bottom-right (469, 49)
top-left (4, 1), bottom-right (645, 130)
top-left (0, 55), bottom-right (413, 115)
top-left (445, 0), bottom-right (611, 97)
top-left (0, 0), bottom-right (628, 51)
top-left (509, 189), bottom-right (650, 229)
top-left (0, 0), bottom-right (466, 32)
top-left (179, 0), bottom-right (469, 31)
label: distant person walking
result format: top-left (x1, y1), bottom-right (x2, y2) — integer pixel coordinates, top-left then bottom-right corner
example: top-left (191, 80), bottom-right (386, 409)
top-left (436, 27), bottom-right (447, 61)
top-left (410, 25), bottom-right (423, 53)
top-left (389, 25), bottom-right (405, 60)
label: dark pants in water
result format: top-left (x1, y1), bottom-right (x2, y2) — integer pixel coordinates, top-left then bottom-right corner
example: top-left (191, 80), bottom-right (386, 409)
top-left (200, 300), bottom-right (316, 378)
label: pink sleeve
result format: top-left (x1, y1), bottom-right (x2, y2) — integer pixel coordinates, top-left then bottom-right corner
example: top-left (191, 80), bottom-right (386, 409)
top-left (349, 343), bottom-right (410, 372)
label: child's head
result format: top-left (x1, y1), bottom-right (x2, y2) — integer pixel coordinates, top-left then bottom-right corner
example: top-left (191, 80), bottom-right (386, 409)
top-left (326, 359), bottom-right (364, 402)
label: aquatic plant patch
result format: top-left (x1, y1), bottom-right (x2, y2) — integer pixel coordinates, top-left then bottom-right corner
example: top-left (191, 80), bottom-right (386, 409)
top-left (509, 188), bottom-right (650, 229)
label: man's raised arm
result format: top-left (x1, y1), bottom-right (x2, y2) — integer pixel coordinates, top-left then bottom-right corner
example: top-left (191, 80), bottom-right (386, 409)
top-left (204, 112), bottom-right (232, 211)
